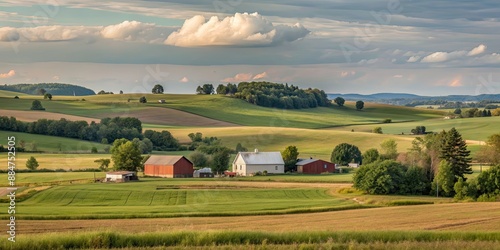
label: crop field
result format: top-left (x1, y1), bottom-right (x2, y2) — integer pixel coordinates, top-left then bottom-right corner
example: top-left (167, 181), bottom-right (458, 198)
top-left (0, 109), bottom-right (99, 123)
top-left (11, 202), bottom-right (500, 234)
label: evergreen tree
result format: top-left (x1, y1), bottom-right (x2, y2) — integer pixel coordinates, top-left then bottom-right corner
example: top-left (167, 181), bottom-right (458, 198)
top-left (439, 127), bottom-right (472, 182)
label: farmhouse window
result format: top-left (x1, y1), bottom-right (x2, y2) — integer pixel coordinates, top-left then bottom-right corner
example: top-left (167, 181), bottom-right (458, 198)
top-left (324, 164), bottom-right (327, 169)
top-left (275, 166), bottom-right (278, 170)
top-left (240, 165), bottom-right (242, 170)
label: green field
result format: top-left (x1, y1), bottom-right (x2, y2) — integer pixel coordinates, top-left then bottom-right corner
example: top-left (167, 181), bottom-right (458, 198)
top-left (328, 116), bottom-right (500, 141)
top-left (0, 172), bottom-right (106, 186)
top-left (0, 130), bottom-right (109, 153)
top-left (7, 179), bottom-right (359, 219)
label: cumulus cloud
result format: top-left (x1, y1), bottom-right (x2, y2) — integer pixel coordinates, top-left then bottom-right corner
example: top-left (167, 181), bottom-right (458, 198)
top-left (0, 27), bottom-right (20, 41)
top-left (421, 44), bottom-right (488, 63)
top-left (165, 12), bottom-right (310, 47)
top-left (180, 76), bottom-right (189, 83)
top-left (0, 69), bottom-right (15, 78)
top-left (467, 44), bottom-right (487, 56)
top-left (0, 21), bottom-right (171, 43)
top-left (340, 71), bottom-right (356, 77)
top-left (222, 73), bottom-right (254, 82)
top-left (101, 21), bottom-right (156, 41)
top-left (253, 72), bottom-right (268, 80)
top-left (407, 56), bottom-right (420, 63)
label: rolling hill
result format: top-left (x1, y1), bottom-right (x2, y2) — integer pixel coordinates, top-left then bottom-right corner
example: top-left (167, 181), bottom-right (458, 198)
top-left (0, 83), bottom-right (95, 96)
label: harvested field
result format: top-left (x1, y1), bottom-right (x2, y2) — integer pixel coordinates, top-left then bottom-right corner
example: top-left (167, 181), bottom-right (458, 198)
top-left (0, 109), bottom-right (99, 123)
top-left (17, 202), bottom-right (500, 234)
top-left (93, 107), bottom-right (236, 127)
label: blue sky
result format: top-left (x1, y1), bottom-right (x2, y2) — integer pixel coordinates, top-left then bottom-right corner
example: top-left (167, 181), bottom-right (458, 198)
top-left (1, 0), bottom-right (499, 95)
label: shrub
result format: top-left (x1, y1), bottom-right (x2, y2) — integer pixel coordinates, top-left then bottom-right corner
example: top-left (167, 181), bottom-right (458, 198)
top-left (383, 118), bottom-right (392, 123)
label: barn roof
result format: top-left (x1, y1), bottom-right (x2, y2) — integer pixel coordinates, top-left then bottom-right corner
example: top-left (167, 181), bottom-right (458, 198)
top-left (144, 155), bottom-right (192, 165)
top-left (235, 151), bottom-right (284, 165)
top-left (296, 158), bottom-right (320, 166)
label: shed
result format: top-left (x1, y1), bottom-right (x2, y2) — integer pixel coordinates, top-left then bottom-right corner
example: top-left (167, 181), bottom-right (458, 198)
top-left (232, 149), bottom-right (285, 176)
top-left (193, 168), bottom-right (214, 178)
top-left (144, 155), bottom-right (193, 178)
top-left (296, 158), bottom-right (335, 174)
top-left (158, 99), bottom-right (166, 103)
top-left (105, 171), bottom-right (138, 182)
top-left (348, 163), bottom-right (360, 168)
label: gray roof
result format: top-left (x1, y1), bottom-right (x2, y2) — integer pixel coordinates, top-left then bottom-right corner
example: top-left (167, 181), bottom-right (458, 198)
top-left (296, 158), bottom-right (320, 166)
top-left (106, 171), bottom-right (136, 175)
top-left (144, 155), bottom-right (191, 165)
top-left (235, 152), bottom-right (284, 165)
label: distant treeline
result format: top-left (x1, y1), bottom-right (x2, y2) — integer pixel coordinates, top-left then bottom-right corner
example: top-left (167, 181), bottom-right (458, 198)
top-left (0, 83), bottom-right (96, 96)
top-left (0, 116), bottom-right (180, 151)
top-left (405, 100), bottom-right (500, 109)
top-left (199, 81), bottom-right (330, 109)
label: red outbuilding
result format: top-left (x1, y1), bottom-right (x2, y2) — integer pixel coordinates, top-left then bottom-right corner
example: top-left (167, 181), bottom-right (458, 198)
top-left (296, 158), bottom-right (336, 174)
top-left (144, 155), bottom-right (194, 178)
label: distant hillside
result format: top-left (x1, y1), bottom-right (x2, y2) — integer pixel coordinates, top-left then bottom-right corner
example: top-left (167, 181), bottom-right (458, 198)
top-left (0, 83), bottom-right (95, 96)
top-left (328, 93), bottom-right (500, 106)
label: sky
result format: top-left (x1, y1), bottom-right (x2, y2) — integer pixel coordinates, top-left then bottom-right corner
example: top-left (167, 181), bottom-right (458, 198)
top-left (0, 0), bottom-right (499, 96)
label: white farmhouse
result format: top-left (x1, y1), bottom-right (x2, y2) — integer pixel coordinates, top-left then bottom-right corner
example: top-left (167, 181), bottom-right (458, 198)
top-left (232, 149), bottom-right (285, 176)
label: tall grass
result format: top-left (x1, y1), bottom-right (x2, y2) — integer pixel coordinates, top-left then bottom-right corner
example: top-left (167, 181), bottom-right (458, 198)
top-left (2, 231), bottom-right (500, 249)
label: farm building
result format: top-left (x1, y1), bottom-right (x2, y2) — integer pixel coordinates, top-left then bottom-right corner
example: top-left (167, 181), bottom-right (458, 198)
top-left (193, 168), bottom-right (214, 178)
top-left (296, 158), bottom-right (336, 174)
top-left (144, 155), bottom-right (194, 178)
top-left (232, 149), bottom-right (285, 176)
top-left (105, 171), bottom-right (138, 182)
top-left (158, 99), bottom-right (166, 103)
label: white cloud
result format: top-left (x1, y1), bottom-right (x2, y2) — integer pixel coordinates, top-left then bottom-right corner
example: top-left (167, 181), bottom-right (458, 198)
top-left (340, 71), bottom-right (356, 77)
top-left (180, 76), bottom-right (189, 83)
top-left (165, 12), bottom-right (310, 47)
top-left (222, 73), bottom-right (254, 82)
top-left (0, 69), bottom-right (15, 78)
top-left (407, 56), bottom-right (420, 63)
top-left (393, 75), bottom-right (403, 78)
top-left (0, 27), bottom-right (20, 41)
top-left (421, 44), bottom-right (488, 63)
top-left (253, 72), bottom-right (268, 80)
top-left (18, 25), bottom-right (99, 42)
top-left (467, 44), bottom-right (487, 56)
top-left (101, 21), bottom-right (156, 41)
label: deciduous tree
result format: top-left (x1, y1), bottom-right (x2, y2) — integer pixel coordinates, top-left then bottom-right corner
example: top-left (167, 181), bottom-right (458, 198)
top-left (331, 143), bottom-right (362, 166)
top-left (26, 156), bottom-right (39, 170)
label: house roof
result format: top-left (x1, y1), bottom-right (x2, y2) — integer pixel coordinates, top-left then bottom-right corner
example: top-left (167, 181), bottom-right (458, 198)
top-left (144, 155), bottom-right (192, 165)
top-left (235, 151), bottom-right (284, 165)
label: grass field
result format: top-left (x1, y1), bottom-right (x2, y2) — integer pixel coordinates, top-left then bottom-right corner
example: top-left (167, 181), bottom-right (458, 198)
top-left (3, 230), bottom-right (500, 250)
top-left (0, 130), bottom-right (109, 153)
top-left (5, 179), bottom-right (360, 219)
top-left (327, 116), bottom-right (500, 141)
top-left (163, 126), bottom-right (416, 160)
top-left (0, 172), bottom-right (106, 186)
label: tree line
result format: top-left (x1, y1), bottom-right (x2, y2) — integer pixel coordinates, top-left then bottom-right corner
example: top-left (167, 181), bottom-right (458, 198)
top-left (196, 81), bottom-right (330, 109)
top-left (0, 83), bottom-right (95, 96)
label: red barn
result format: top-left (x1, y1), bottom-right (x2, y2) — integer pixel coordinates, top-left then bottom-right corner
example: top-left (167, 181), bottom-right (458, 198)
top-left (144, 155), bottom-right (193, 178)
top-left (296, 158), bottom-right (336, 174)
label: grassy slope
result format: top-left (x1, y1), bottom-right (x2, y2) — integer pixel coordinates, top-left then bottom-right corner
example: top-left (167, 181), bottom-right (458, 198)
top-left (164, 126), bottom-right (416, 159)
top-left (0, 130), bottom-right (108, 153)
top-left (328, 116), bottom-right (500, 141)
top-left (0, 93), bottom-right (445, 129)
